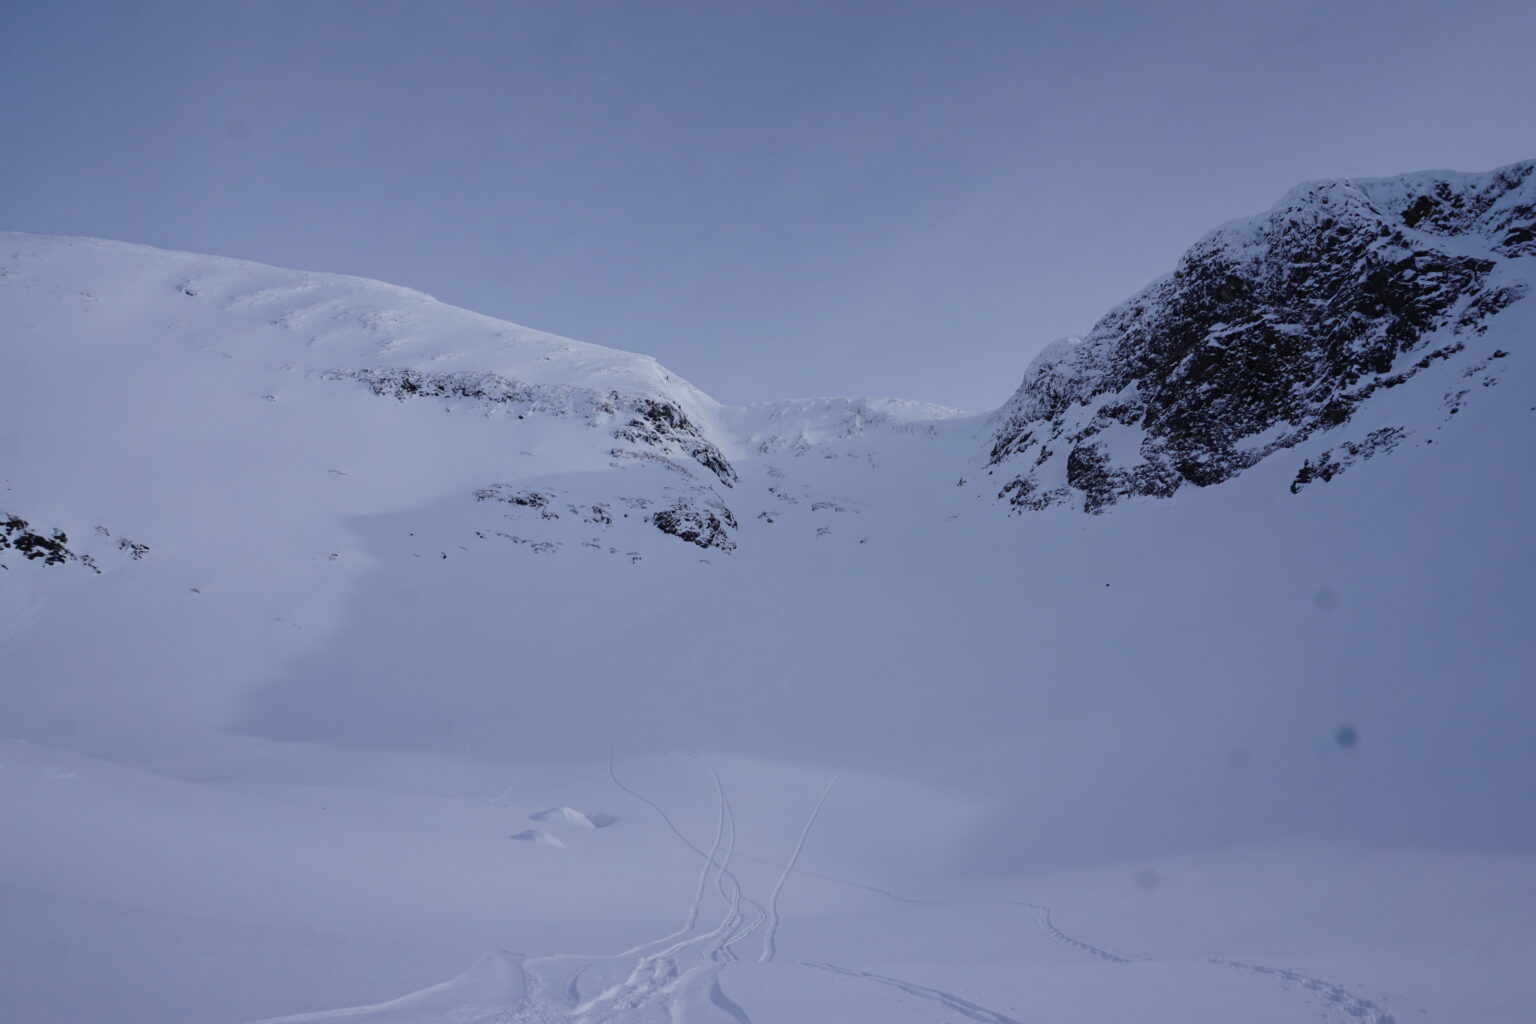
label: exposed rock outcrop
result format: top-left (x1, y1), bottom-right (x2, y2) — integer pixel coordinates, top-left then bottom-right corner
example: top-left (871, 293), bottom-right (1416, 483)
top-left (335, 368), bottom-right (736, 487)
top-left (1, 514), bottom-right (75, 567)
top-left (651, 498), bottom-right (738, 551)
top-left (988, 161), bottom-right (1534, 512)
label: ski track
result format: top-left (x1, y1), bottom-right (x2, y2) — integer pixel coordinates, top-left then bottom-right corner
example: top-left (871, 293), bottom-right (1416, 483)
top-left (1211, 958), bottom-right (1398, 1024)
top-left (562, 750), bottom-right (760, 1022)
top-left (674, 745), bottom-right (730, 939)
top-left (758, 771), bottom-right (840, 963)
top-left (725, 848), bottom-right (1142, 966)
top-left (501, 745), bottom-right (767, 1022)
top-left (728, 851), bottom-right (1402, 1024)
top-left (594, 727), bottom-right (726, 960)
top-left (250, 747), bottom-right (1397, 1024)
top-left (683, 749), bottom-right (765, 965)
top-left (244, 952), bottom-right (529, 1024)
top-left (595, 737), bottom-right (767, 961)
top-left (799, 961), bottom-right (1028, 1024)
top-left (1032, 904), bottom-right (1136, 964)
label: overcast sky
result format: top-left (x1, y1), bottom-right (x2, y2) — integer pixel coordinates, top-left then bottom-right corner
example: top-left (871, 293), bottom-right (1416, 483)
top-left (4, 0), bottom-right (1533, 411)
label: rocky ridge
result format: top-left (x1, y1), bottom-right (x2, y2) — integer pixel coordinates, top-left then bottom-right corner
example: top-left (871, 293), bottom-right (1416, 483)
top-left (335, 366), bottom-right (738, 488)
top-left (986, 161), bottom-right (1534, 512)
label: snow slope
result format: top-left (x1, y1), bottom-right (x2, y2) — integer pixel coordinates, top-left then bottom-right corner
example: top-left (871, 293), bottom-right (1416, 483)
top-left (2, 161), bottom-right (1535, 1024)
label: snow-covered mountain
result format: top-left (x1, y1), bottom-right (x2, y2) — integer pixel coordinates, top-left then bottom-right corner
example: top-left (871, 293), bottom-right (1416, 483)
top-left (1, 163), bottom-right (1533, 1024)
top-left (985, 161), bottom-right (1533, 511)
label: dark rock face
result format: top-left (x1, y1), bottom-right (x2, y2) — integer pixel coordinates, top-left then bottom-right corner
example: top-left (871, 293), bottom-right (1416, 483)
top-left (613, 398), bottom-right (738, 487)
top-left (1, 514), bottom-right (75, 566)
top-left (1290, 428), bottom-right (1408, 493)
top-left (474, 485), bottom-right (552, 508)
top-left (989, 161), bottom-right (1534, 512)
top-left (651, 499), bottom-right (738, 551)
top-left (0, 515), bottom-right (142, 571)
top-left (336, 368), bottom-right (736, 487)
top-left (340, 367), bottom-right (570, 410)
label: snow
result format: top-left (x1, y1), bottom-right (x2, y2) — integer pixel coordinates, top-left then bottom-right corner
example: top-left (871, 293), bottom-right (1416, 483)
top-left (1, 224), bottom-right (1534, 1022)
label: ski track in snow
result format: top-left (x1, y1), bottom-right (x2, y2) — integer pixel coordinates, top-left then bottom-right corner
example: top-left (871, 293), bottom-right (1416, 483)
top-left (758, 770), bottom-right (840, 963)
top-left (499, 745), bottom-right (769, 1022)
top-left (725, 851), bottom-right (1402, 1024)
top-left (245, 951), bottom-right (529, 1024)
top-left (597, 734), bottom-right (766, 960)
top-left (799, 961), bottom-right (1028, 1024)
top-left (683, 749), bottom-right (765, 965)
top-left (1210, 958), bottom-right (1398, 1024)
top-left (243, 746), bottom-right (1399, 1024)
top-left (256, 749), bottom-right (768, 1023)
top-left (723, 848), bottom-right (1142, 966)
top-left (1032, 904), bottom-right (1137, 964)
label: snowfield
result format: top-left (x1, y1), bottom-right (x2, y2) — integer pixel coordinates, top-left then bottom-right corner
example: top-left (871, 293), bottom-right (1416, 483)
top-left (2, 163), bottom-right (1534, 1024)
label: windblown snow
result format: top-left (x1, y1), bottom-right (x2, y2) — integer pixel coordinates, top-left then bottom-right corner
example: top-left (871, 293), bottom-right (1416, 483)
top-left (2, 162), bottom-right (1534, 1024)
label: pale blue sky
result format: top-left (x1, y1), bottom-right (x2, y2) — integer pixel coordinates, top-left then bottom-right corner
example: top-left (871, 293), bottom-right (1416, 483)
top-left (4, 0), bottom-right (1533, 410)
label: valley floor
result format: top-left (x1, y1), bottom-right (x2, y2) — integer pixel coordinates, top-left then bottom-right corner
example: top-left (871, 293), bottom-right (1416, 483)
top-left (4, 736), bottom-right (1534, 1023)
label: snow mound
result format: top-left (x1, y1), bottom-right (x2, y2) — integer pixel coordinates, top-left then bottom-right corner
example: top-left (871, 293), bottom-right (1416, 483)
top-left (529, 806), bottom-right (616, 829)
